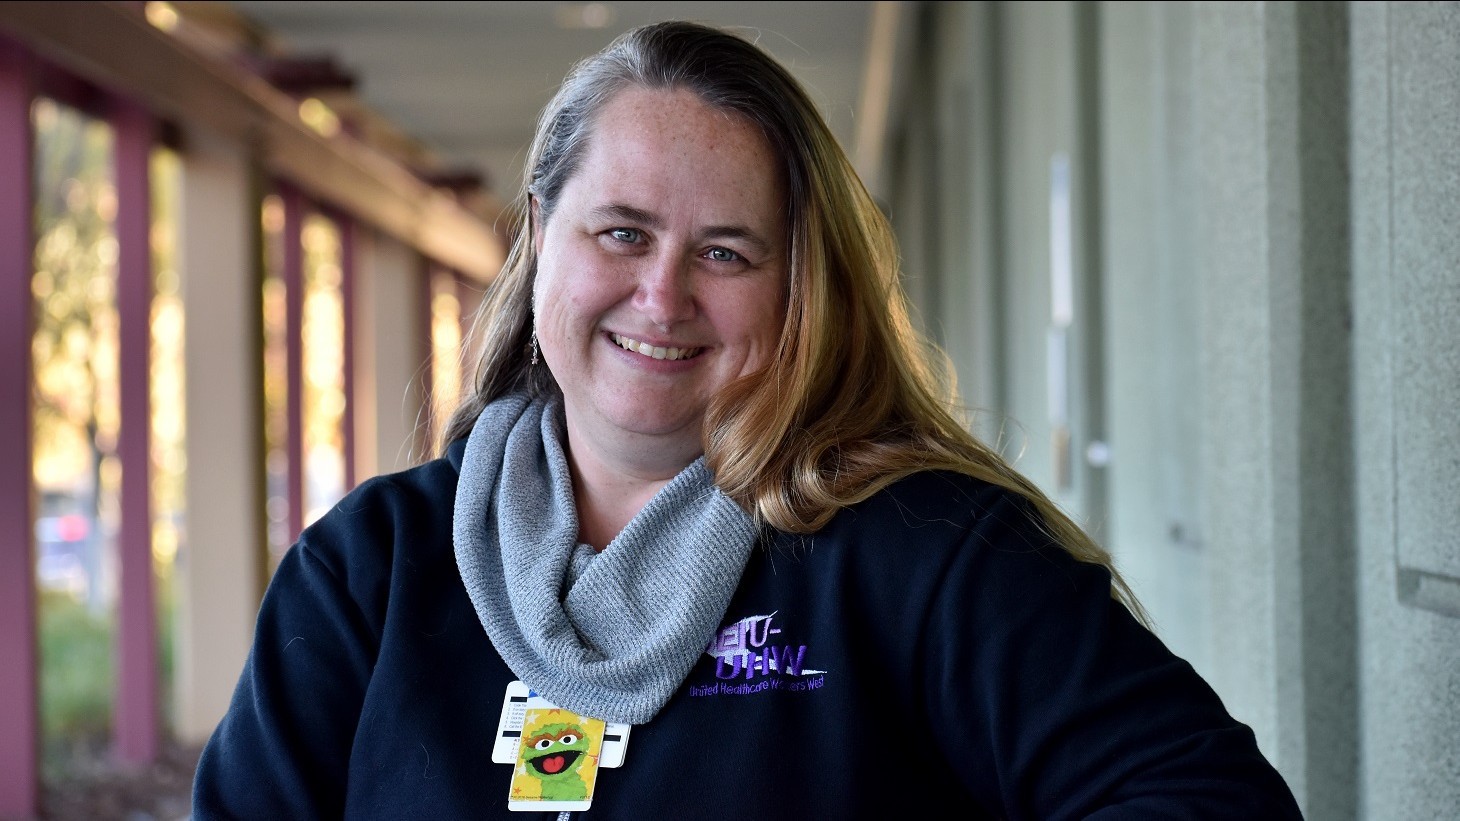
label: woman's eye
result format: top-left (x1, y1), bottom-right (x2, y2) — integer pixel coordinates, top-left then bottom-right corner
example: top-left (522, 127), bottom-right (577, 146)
top-left (608, 227), bottom-right (641, 243)
top-left (705, 247), bottom-right (742, 263)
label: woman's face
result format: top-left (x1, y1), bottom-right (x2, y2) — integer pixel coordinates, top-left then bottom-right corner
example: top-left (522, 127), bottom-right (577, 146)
top-left (533, 86), bottom-right (787, 464)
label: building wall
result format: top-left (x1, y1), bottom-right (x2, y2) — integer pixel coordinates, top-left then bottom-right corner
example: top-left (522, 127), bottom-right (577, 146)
top-left (1351, 3), bottom-right (1460, 817)
top-left (882, 1), bottom-right (1460, 817)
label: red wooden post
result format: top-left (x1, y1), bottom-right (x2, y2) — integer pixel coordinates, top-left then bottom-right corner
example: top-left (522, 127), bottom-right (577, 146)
top-left (281, 185), bottom-right (305, 543)
top-left (112, 98), bottom-right (159, 765)
top-left (0, 40), bottom-right (39, 818)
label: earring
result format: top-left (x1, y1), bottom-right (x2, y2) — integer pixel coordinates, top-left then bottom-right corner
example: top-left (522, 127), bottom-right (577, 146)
top-left (530, 329), bottom-right (539, 366)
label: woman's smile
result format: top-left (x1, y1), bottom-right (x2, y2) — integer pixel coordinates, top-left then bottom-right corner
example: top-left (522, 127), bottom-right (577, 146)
top-left (608, 331), bottom-right (704, 362)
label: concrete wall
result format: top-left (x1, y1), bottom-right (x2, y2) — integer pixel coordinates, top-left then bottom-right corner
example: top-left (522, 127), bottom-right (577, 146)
top-left (1190, 3), bottom-right (1358, 814)
top-left (883, 1), bottom-right (1460, 817)
top-left (1351, 3), bottom-right (1460, 816)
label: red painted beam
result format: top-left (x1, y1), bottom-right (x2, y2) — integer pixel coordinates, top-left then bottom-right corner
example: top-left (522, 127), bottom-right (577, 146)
top-left (111, 98), bottom-right (159, 765)
top-left (0, 39), bottom-right (39, 819)
top-left (240, 54), bottom-right (357, 95)
top-left (282, 185), bottom-right (305, 544)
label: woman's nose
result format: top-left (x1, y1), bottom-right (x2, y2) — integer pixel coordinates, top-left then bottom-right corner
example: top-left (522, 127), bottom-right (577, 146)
top-left (634, 252), bottom-right (696, 327)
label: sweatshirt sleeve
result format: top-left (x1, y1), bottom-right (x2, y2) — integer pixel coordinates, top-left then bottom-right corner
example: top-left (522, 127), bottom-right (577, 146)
top-left (920, 490), bottom-right (1303, 819)
top-left (192, 529), bottom-right (381, 819)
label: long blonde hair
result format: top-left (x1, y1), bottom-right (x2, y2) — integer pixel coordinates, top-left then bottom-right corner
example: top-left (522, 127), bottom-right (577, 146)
top-left (441, 21), bottom-right (1146, 622)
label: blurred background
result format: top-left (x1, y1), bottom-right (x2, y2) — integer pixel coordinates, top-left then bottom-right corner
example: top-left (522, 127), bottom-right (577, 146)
top-left (1, 2), bottom-right (1456, 819)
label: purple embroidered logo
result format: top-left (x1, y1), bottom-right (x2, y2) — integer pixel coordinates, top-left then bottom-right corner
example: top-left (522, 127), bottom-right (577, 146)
top-left (688, 612), bottom-right (827, 697)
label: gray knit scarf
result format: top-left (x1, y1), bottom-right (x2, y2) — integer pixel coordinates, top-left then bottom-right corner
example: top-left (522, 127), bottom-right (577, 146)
top-left (452, 392), bottom-right (759, 724)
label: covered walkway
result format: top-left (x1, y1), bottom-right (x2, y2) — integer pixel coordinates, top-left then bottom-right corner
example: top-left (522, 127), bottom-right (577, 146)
top-left (1, 3), bottom-right (1458, 819)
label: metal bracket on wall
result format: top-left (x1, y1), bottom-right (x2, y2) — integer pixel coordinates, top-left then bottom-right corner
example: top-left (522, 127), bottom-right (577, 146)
top-left (1397, 568), bottom-right (1460, 620)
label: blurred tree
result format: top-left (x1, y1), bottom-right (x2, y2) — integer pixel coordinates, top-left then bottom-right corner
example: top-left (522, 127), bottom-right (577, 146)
top-left (30, 97), bottom-right (120, 769)
top-left (30, 97), bottom-right (119, 609)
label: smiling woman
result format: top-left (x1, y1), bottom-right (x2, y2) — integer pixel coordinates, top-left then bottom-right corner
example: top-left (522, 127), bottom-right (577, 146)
top-left (531, 86), bottom-right (787, 546)
top-left (193, 20), bottom-right (1303, 819)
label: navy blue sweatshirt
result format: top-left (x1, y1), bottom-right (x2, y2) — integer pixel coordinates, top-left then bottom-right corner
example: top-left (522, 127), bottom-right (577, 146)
top-left (193, 439), bottom-right (1302, 819)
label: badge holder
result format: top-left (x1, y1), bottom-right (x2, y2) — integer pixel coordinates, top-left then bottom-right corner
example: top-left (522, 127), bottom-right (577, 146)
top-left (493, 680), bottom-right (632, 812)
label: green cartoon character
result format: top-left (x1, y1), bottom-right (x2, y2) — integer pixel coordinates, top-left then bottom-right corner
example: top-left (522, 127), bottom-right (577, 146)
top-left (518, 717), bottom-right (595, 800)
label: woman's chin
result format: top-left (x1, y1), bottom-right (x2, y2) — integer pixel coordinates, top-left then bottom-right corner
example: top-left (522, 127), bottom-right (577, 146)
top-left (595, 405), bottom-right (705, 451)
top-left (617, 411), bottom-right (703, 442)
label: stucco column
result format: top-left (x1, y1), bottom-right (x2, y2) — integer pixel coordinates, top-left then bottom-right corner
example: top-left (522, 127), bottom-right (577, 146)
top-left (352, 229), bottom-right (429, 479)
top-left (174, 129), bottom-right (265, 745)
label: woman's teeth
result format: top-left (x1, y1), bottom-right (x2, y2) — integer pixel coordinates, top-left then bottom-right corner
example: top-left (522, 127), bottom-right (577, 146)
top-left (610, 333), bottom-right (702, 361)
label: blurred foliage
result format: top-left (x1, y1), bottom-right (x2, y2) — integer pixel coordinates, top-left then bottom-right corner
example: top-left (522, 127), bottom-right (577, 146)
top-left (261, 195), bottom-right (290, 568)
top-left (38, 575), bottom-right (177, 781)
top-left (157, 568), bottom-right (177, 735)
top-left (38, 589), bottom-right (112, 781)
top-left (30, 97), bottom-right (118, 496)
top-left (301, 212), bottom-right (346, 525)
top-left (31, 99), bottom-right (186, 782)
top-left (430, 268), bottom-right (462, 449)
top-left (32, 98), bottom-right (120, 785)
top-left (150, 148), bottom-right (184, 735)
top-left (150, 148), bottom-right (186, 567)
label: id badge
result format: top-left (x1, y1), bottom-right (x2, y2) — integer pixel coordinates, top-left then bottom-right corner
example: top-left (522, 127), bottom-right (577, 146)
top-left (507, 695), bottom-right (605, 811)
top-left (493, 680), bottom-right (631, 768)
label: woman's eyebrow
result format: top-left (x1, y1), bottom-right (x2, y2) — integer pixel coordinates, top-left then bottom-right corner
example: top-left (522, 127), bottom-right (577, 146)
top-left (589, 203), bottom-right (661, 228)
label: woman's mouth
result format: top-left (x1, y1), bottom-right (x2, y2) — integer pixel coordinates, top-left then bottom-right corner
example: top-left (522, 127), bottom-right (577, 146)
top-left (610, 332), bottom-right (703, 362)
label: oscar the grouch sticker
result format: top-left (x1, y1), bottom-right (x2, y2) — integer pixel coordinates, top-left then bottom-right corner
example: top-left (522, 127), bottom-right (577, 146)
top-left (509, 707), bottom-right (604, 810)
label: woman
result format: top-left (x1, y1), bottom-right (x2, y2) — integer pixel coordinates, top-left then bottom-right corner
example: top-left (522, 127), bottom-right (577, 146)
top-left (195, 21), bottom-right (1301, 818)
